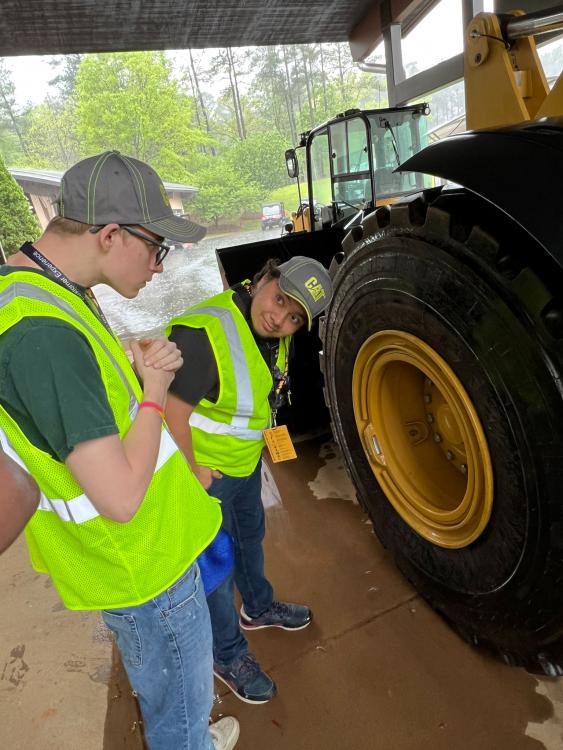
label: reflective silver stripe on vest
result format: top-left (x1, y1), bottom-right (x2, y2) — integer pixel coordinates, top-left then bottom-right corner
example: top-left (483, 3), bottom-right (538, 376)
top-left (0, 425), bottom-right (179, 524)
top-left (190, 411), bottom-right (264, 441)
top-left (39, 494), bottom-right (99, 523)
top-left (0, 426), bottom-right (33, 475)
top-left (0, 280), bottom-right (138, 415)
top-left (182, 305), bottom-right (254, 429)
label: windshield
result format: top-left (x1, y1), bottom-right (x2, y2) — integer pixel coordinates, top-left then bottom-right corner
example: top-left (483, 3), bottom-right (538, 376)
top-left (305, 109), bottom-right (431, 223)
top-left (308, 130), bottom-right (332, 205)
top-left (329, 116), bottom-right (372, 209)
top-left (368, 112), bottom-right (430, 198)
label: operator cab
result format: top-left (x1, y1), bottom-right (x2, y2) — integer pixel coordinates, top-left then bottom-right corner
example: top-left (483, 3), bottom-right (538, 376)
top-left (286, 104), bottom-right (432, 232)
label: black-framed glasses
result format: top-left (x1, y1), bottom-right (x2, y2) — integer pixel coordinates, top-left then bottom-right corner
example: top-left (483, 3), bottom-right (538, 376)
top-left (89, 224), bottom-right (171, 265)
top-left (120, 225), bottom-right (171, 265)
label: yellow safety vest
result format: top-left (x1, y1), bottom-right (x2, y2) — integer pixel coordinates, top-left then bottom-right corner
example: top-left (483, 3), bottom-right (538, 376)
top-left (0, 269), bottom-right (222, 610)
top-left (166, 290), bottom-right (289, 476)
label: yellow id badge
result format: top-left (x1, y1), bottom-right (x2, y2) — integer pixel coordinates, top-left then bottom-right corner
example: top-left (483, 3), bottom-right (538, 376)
top-left (263, 425), bottom-right (297, 463)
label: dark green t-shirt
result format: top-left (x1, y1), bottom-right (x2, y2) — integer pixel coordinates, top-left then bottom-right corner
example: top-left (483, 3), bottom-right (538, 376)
top-left (0, 266), bottom-right (118, 461)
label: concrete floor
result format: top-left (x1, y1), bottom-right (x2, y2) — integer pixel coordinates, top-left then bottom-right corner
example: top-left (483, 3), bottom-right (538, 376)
top-left (2, 437), bottom-right (563, 749)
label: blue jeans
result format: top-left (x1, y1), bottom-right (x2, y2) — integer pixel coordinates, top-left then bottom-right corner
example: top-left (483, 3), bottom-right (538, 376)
top-left (207, 460), bottom-right (273, 666)
top-left (102, 563), bottom-right (214, 750)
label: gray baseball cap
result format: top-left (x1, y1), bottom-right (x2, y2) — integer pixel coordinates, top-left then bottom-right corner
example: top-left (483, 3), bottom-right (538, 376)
top-left (57, 151), bottom-right (206, 243)
top-left (277, 256), bottom-right (333, 330)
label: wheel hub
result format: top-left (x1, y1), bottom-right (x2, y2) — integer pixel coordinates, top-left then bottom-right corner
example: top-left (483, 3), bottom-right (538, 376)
top-left (352, 331), bottom-right (493, 549)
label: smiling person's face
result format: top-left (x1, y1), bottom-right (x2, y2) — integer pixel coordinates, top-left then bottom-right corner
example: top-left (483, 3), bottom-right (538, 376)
top-left (250, 277), bottom-right (307, 338)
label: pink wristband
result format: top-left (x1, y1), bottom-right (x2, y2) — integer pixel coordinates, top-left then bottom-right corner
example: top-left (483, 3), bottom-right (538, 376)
top-left (139, 401), bottom-right (165, 419)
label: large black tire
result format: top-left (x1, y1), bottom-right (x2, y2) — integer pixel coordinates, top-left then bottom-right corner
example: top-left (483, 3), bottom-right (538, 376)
top-left (320, 188), bottom-right (563, 674)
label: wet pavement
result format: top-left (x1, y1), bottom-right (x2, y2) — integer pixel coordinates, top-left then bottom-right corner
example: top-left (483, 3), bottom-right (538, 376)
top-left (3, 437), bottom-right (563, 749)
top-left (2, 228), bottom-right (563, 748)
top-left (95, 227), bottom-right (279, 340)
top-left (100, 438), bottom-right (563, 749)
top-left (212, 439), bottom-right (563, 750)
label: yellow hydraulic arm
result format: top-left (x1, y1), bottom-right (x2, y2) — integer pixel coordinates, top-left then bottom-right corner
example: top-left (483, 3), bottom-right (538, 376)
top-left (465, 6), bottom-right (563, 130)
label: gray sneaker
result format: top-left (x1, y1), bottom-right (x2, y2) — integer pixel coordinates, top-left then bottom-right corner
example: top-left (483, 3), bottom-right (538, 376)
top-left (210, 716), bottom-right (240, 750)
top-left (240, 601), bottom-right (312, 631)
top-left (214, 653), bottom-right (276, 704)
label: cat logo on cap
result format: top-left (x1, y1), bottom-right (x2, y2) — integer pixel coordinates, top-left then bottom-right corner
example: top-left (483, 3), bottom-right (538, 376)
top-left (159, 183), bottom-right (171, 208)
top-left (304, 276), bottom-right (326, 302)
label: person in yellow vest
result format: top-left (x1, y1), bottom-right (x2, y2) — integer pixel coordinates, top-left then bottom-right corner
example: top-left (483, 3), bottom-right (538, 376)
top-left (0, 151), bottom-right (239, 750)
top-left (165, 256), bottom-right (333, 704)
top-left (0, 450), bottom-right (39, 554)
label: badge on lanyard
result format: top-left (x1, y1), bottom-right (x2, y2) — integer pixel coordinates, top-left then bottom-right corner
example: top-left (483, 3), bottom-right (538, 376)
top-left (263, 424), bottom-right (297, 463)
top-left (264, 336), bottom-right (296, 461)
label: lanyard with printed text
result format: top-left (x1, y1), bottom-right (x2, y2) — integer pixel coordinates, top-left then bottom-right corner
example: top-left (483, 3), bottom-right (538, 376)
top-left (20, 242), bottom-right (114, 334)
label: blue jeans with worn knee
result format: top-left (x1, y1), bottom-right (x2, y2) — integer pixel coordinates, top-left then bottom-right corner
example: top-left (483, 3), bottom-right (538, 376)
top-left (101, 563), bottom-right (214, 750)
top-left (207, 460), bottom-right (273, 666)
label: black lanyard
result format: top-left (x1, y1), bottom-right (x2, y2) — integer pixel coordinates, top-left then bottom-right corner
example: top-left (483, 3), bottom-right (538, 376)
top-left (239, 280), bottom-right (292, 419)
top-left (269, 337), bottom-right (292, 425)
top-left (20, 241), bottom-right (114, 334)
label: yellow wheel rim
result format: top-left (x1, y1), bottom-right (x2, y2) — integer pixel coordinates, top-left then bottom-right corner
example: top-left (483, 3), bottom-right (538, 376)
top-left (352, 331), bottom-right (493, 549)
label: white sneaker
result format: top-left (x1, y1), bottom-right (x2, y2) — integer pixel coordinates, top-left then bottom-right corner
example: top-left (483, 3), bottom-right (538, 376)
top-left (210, 716), bottom-right (240, 750)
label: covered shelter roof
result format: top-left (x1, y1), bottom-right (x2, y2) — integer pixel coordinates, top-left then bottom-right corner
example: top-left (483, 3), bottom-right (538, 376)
top-left (0, 2), bottom-right (557, 60)
top-left (0, 0), bottom-right (428, 58)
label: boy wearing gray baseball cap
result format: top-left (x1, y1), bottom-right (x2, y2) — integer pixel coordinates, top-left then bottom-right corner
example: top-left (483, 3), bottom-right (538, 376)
top-left (0, 151), bottom-right (238, 750)
top-left (165, 254), bottom-right (333, 705)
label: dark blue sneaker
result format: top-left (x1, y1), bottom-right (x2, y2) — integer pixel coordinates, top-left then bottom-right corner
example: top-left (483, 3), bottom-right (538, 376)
top-left (213, 653), bottom-right (276, 704)
top-left (240, 601), bottom-right (312, 631)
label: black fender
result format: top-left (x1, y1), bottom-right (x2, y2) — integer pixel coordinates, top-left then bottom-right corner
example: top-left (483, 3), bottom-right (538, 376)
top-left (399, 118), bottom-right (563, 270)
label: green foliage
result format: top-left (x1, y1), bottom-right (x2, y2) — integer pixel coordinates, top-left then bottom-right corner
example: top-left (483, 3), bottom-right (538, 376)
top-left (0, 155), bottom-right (40, 255)
top-left (226, 131), bottom-right (290, 195)
top-left (266, 183), bottom-right (301, 212)
top-left (75, 52), bottom-right (209, 182)
top-left (1, 41), bottom-right (401, 229)
top-left (192, 159), bottom-right (261, 226)
top-left (48, 55), bottom-right (82, 99)
top-left (0, 125), bottom-right (24, 165)
top-left (0, 60), bottom-right (29, 165)
top-left (24, 99), bottom-right (81, 170)
top-left (267, 175), bottom-right (332, 212)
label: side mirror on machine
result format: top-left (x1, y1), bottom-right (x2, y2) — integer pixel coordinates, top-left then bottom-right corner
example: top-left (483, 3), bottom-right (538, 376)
top-left (285, 148), bottom-right (299, 179)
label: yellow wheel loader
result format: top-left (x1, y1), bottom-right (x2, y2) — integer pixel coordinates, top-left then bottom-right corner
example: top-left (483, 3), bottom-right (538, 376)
top-left (218, 6), bottom-right (563, 675)
top-left (218, 103), bottom-right (432, 437)
top-left (319, 7), bottom-right (563, 676)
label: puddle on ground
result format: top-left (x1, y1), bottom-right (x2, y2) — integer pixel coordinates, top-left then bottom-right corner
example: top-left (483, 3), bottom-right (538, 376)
top-left (308, 441), bottom-right (357, 503)
top-left (526, 678), bottom-right (563, 746)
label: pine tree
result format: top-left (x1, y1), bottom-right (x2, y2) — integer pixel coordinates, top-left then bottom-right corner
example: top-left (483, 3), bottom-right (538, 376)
top-left (0, 155), bottom-right (40, 257)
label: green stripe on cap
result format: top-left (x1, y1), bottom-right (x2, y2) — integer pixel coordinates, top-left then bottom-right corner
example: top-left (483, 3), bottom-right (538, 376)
top-left (122, 155), bottom-right (150, 221)
top-left (151, 217), bottom-right (192, 229)
top-left (122, 156), bottom-right (151, 221)
top-left (87, 152), bottom-right (112, 224)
